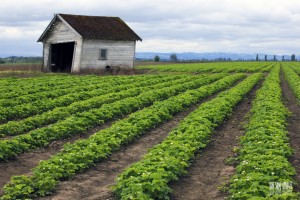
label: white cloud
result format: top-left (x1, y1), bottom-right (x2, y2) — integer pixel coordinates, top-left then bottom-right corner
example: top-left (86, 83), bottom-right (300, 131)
top-left (0, 0), bottom-right (300, 56)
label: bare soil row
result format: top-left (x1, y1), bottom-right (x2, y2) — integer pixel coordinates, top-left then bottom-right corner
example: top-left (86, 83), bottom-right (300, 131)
top-left (1, 72), bottom-right (300, 199)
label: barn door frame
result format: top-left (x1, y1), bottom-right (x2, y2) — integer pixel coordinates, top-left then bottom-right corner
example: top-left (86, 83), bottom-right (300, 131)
top-left (48, 41), bottom-right (76, 73)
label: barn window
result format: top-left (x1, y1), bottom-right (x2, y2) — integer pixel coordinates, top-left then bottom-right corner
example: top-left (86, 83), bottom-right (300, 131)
top-left (99, 49), bottom-right (107, 60)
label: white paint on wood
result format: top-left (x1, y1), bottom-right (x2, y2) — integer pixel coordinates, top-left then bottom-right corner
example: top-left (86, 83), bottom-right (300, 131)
top-left (42, 19), bottom-right (82, 72)
top-left (71, 38), bottom-right (83, 72)
top-left (41, 18), bottom-right (137, 73)
top-left (80, 39), bottom-right (136, 69)
top-left (44, 20), bottom-right (81, 44)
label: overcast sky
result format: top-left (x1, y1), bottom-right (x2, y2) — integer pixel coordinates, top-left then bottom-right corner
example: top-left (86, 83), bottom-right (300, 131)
top-left (1, 0), bottom-right (300, 56)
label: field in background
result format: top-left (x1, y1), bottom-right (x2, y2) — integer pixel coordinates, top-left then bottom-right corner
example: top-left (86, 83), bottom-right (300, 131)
top-left (0, 61), bottom-right (296, 74)
top-left (0, 62), bottom-right (300, 199)
top-left (136, 61), bottom-right (279, 73)
top-left (0, 63), bottom-right (42, 71)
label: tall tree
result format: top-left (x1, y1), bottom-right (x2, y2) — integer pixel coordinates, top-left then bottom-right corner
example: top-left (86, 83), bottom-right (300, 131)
top-left (170, 54), bottom-right (178, 62)
top-left (256, 54), bottom-right (259, 61)
top-left (291, 54), bottom-right (296, 61)
top-left (265, 55), bottom-right (267, 61)
top-left (154, 55), bottom-right (160, 62)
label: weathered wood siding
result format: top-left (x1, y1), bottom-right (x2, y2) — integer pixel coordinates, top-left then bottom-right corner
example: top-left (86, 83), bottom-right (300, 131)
top-left (80, 39), bottom-right (136, 69)
top-left (42, 19), bottom-right (82, 72)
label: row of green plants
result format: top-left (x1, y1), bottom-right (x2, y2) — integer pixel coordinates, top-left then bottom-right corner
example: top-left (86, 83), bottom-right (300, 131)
top-left (0, 74), bottom-right (104, 98)
top-left (228, 66), bottom-right (298, 199)
top-left (137, 62), bottom-right (273, 73)
top-left (289, 64), bottom-right (300, 75)
top-left (282, 64), bottom-right (300, 104)
top-left (0, 75), bottom-right (177, 107)
top-left (0, 74), bottom-right (246, 199)
top-left (0, 72), bottom-right (106, 84)
top-left (0, 74), bottom-right (225, 161)
top-left (221, 64), bottom-right (269, 73)
top-left (1, 74), bottom-right (172, 99)
top-left (0, 73), bottom-right (77, 88)
top-left (0, 75), bottom-right (186, 122)
top-left (260, 63), bottom-right (276, 72)
top-left (0, 75), bottom-right (201, 137)
top-left (113, 73), bottom-right (262, 199)
top-left (0, 74), bottom-right (183, 108)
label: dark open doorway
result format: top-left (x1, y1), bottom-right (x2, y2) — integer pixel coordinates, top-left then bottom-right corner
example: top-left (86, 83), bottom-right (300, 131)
top-left (50, 42), bottom-right (74, 72)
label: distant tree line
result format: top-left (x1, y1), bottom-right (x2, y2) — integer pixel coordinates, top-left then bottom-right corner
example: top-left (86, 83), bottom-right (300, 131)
top-left (256, 54), bottom-right (297, 62)
top-left (148, 54), bottom-right (233, 63)
top-left (0, 56), bottom-right (42, 64)
top-left (138, 53), bottom-right (300, 63)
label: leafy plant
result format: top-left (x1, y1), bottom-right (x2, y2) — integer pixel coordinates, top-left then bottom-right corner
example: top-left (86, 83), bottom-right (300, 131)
top-left (0, 75), bottom-right (189, 137)
top-left (1, 74), bottom-right (245, 199)
top-left (113, 73), bottom-right (262, 199)
top-left (229, 65), bottom-right (299, 199)
top-left (282, 64), bottom-right (300, 105)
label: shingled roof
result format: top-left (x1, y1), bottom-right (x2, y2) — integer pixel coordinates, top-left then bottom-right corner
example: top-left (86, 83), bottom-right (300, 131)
top-left (38, 14), bottom-right (142, 42)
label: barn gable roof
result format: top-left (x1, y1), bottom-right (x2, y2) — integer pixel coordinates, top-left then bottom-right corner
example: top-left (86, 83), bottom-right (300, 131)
top-left (38, 13), bottom-right (142, 42)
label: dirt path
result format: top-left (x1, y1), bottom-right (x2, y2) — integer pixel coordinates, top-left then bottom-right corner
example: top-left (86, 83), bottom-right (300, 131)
top-left (280, 70), bottom-right (300, 192)
top-left (0, 122), bottom-right (113, 195)
top-left (0, 78), bottom-right (246, 199)
top-left (169, 81), bottom-right (261, 200)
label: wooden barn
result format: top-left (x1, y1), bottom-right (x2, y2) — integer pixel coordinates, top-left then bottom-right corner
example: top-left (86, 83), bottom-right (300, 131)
top-left (38, 13), bottom-right (142, 73)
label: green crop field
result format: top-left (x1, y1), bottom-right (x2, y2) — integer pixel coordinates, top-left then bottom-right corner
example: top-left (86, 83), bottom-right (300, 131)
top-left (0, 62), bottom-right (300, 200)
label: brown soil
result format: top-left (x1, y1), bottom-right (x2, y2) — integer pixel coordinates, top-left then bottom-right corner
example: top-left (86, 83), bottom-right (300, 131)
top-left (33, 78), bottom-right (248, 200)
top-left (280, 69), bottom-right (300, 192)
top-left (0, 122), bottom-right (113, 196)
top-left (169, 81), bottom-right (261, 200)
top-left (0, 77), bottom-right (248, 199)
top-left (37, 102), bottom-right (214, 200)
top-left (0, 64), bottom-right (42, 72)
